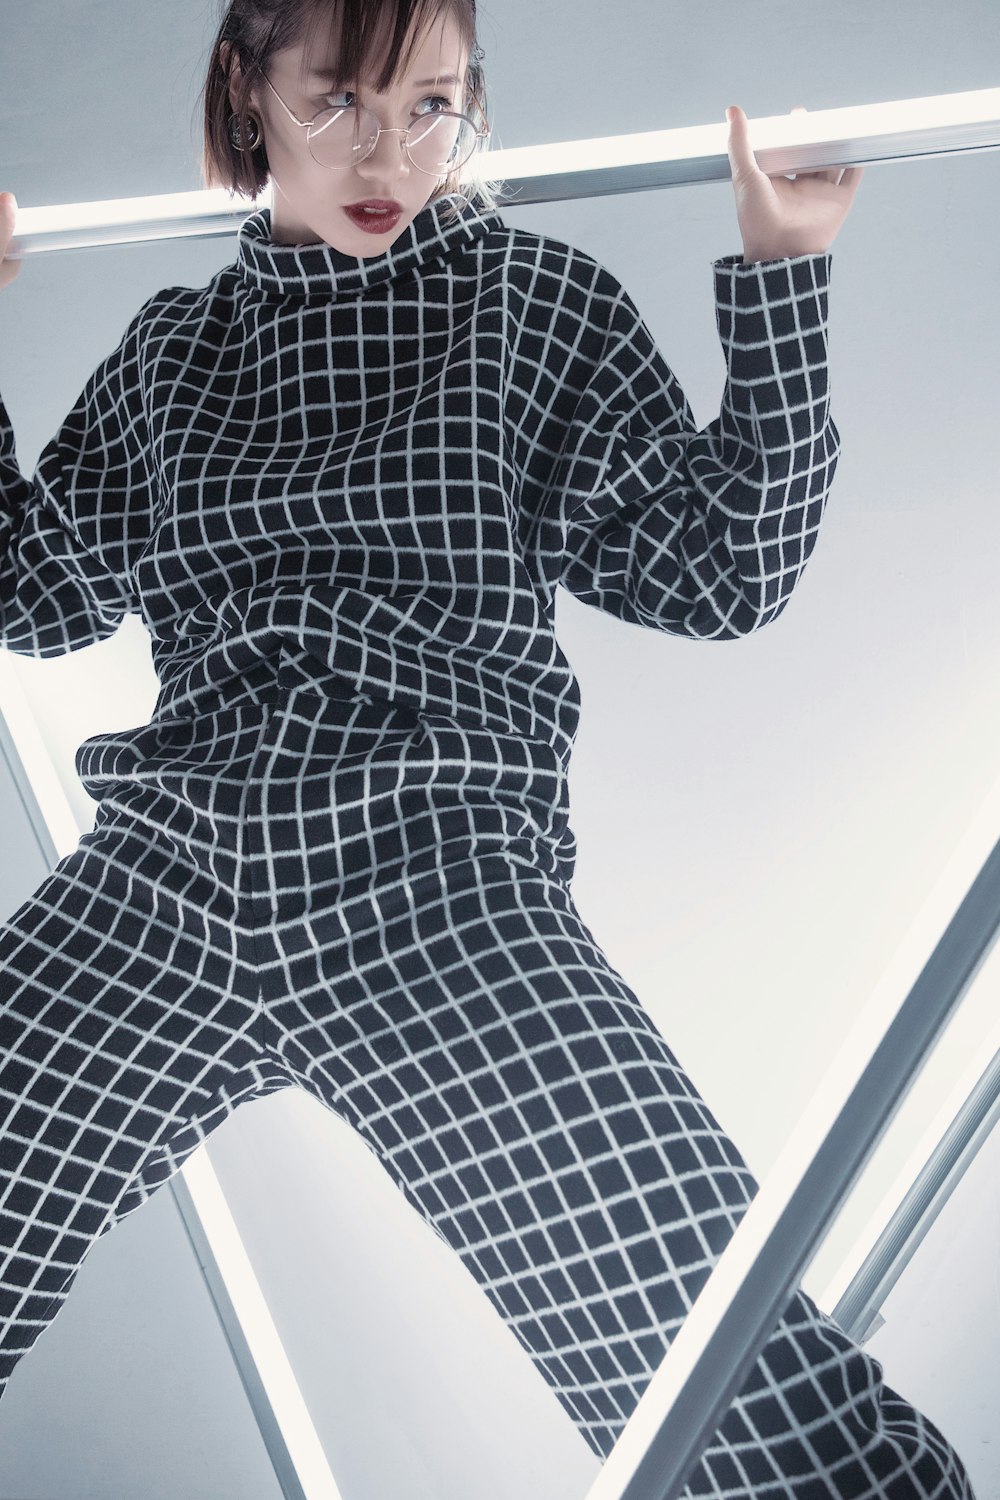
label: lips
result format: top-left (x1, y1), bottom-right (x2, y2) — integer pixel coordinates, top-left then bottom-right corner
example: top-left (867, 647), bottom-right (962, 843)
top-left (349, 200), bottom-right (402, 213)
top-left (345, 201), bottom-right (404, 234)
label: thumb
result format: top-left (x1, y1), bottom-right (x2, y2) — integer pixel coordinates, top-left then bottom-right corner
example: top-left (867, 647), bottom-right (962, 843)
top-left (726, 105), bottom-right (759, 179)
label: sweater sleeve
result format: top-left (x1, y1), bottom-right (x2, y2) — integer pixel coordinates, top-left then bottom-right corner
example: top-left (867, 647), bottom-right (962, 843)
top-left (544, 252), bottom-right (840, 639)
top-left (0, 296), bottom-right (160, 657)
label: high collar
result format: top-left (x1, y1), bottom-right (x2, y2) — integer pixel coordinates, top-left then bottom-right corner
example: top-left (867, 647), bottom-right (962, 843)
top-left (235, 191), bottom-right (503, 303)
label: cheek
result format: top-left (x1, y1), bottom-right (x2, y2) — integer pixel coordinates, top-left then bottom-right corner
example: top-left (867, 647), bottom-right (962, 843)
top-left (265, 131), bottom-right (311, 172)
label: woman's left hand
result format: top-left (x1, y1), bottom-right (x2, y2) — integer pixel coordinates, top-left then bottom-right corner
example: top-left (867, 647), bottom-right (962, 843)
top-left (726, 104), bottom-right (865, 263)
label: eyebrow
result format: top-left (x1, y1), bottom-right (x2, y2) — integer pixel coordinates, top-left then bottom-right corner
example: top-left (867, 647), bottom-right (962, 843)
top-left (311, 69), bottom-right (462, 88)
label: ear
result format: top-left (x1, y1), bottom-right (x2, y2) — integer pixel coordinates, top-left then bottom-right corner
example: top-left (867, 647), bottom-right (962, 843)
top-left (219, 40), bottom-right (242, 113)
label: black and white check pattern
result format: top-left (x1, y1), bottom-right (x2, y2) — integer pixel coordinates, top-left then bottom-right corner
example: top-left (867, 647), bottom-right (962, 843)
top-left (0, 193), bottom-right (976, 1494)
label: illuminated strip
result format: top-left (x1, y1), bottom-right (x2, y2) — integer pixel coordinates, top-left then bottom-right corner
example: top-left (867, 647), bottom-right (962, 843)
top-left (5, 87), bottom-right (999, 256)
top-left (172, 1157), bottom-right (345, 1500)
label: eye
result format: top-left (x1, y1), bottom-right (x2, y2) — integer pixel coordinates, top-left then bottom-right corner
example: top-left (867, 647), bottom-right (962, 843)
top-left (321, 89), bottom-right (455, 113)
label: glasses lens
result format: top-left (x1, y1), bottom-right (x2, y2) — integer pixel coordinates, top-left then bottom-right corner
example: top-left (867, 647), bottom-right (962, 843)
top-left (308, 105), bottom-right (478, 173)
top-left (307, 107), bottom-right (368, 167)
top-left (406, 112), bottom-right (478, 172)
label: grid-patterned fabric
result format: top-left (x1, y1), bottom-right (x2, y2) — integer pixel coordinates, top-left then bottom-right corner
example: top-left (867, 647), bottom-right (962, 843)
top-left (0, 192), bottom-right (976, 1495)
top-left (1, 191), bottom-right (838, 775)
top-left (0, 691), bottom-right (975, 1494)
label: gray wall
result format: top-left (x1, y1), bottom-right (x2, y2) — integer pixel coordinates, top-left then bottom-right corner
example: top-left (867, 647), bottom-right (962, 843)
top-left (1, 0), bottom-right (998, 1496)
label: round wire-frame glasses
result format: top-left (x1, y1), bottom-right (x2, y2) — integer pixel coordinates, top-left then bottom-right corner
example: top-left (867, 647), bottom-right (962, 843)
top-left (255, 71), bottom-right (490, 176)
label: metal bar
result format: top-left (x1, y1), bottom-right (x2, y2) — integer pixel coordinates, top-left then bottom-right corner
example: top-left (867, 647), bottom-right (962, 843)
top-left (0, 659), bottom-right (84, 862)
top-left (0, 706), bottom-right (59, 870)
top-left (831, 1039), bottom-right (1000, 1345)
top-left (5, 88), bottom-right (998, 257)
top-left (583, 831), bottom-right (1000, 1500)
top-left (169, 1171), bottom-right (310, 1500)
top-left (170, 1159), bottom-right (346, 1500)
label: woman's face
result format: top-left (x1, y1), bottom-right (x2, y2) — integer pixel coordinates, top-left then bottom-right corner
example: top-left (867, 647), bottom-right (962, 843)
top-left (225, 11), bottom-right (469, 254)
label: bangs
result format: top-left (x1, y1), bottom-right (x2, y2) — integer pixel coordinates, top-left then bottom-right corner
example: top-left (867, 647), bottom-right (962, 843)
top-left (292, 0), bottom-right (469, 99)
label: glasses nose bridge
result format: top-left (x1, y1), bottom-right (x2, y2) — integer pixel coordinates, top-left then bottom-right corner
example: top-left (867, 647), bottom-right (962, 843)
top-left (363, 118), bottom-right (417, 166)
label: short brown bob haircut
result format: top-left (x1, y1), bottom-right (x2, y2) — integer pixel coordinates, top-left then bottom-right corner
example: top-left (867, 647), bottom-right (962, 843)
top-left (200, 0), bottom-right (504, 225)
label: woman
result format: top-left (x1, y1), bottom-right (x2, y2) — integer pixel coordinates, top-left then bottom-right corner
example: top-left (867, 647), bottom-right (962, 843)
top-left (0, 0), bottom-right (975, 1494)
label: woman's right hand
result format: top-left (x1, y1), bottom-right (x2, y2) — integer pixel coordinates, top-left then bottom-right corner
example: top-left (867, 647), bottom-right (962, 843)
top-left (0, 192), bottom-right (23, 290)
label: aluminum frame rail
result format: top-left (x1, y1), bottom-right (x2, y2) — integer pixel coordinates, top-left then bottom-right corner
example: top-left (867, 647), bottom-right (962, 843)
top-left (169, 1172), bottom-right (313, 1500)
top-left (5, 88), bottom-right (999, 257)
top-left (831, 1036), bottom-right (1000, 1347)
top-left (170, 1166), bottom-right (346, 1500)
top-left (0, 706), bottom-right (59, 870)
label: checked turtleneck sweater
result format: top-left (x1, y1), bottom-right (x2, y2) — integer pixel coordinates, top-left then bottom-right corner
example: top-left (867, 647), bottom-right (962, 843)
top-left (1, 190), bottom-right (839, 780)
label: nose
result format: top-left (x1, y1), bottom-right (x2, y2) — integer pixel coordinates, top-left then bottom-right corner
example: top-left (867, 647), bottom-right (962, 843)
top-left (358, 122), bottom-right (412, 184)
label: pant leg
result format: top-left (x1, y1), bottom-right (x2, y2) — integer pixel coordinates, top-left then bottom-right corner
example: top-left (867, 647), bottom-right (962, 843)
top-left (254, 846), bottom-right (972, 1488)
top-left (0, 780), bottom-right (282, 1401)
top-left (244, 698), bottom-right (976, 1496)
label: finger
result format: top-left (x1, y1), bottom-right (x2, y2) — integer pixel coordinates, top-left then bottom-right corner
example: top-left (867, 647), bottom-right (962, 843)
top-left (725, 104), bottom-right (761, 178)
top-left (786, 110), bottom-right (852, 186)
top-left (785, 106), bottom-right (829, 179)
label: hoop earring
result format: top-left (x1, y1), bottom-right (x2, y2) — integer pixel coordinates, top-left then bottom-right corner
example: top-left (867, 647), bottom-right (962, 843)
top-left (228, 112), bottom-right (262, 151)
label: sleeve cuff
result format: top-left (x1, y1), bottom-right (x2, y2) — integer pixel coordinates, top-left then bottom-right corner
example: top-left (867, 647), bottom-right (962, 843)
top-left (713, 251), bottom-right (833, 269)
